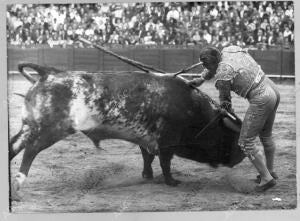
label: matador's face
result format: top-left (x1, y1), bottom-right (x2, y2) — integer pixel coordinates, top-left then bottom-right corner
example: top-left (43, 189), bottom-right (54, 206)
top-left (204, 62), bottom-right (218, 73)
top-left (199, 47), bottom-right (221, 78)
top-left (201, 59), bottom-right (218, 79)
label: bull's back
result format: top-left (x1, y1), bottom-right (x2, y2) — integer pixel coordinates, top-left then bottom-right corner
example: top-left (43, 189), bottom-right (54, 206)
top-left (91, 72), bottom-right (215, 125)
top-left (67, 71), bottom-right (216, 151)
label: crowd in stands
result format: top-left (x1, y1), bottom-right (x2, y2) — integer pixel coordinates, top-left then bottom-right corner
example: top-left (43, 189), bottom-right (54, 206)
top-left (6, 2), bottom-right (294, 49)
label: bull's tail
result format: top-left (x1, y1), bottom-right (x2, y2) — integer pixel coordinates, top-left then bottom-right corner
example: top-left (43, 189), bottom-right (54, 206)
top-left (18, 62), bottom-right (64, 83)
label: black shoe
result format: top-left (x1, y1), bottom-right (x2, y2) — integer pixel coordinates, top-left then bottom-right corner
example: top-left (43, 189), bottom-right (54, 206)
top-left (256, 172), bottom-right (278, 184)
top-left (254, 179), bottom-right (277, 192)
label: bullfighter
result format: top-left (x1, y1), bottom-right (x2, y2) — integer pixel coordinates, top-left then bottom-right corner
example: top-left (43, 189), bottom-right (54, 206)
top-left (189, 46), bottom-right (280, 192)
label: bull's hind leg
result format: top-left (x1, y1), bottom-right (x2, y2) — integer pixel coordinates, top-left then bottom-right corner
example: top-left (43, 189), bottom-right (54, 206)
top-left (159, 149), bottom-right (180, 186)
top-left (139, 145), bottom-right (155, 179)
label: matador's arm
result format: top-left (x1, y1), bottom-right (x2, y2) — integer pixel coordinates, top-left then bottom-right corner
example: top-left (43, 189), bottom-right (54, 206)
top-left (188, 69), bottom-right (211, 87)
top-left (215, 63), bottom-right (234, 112)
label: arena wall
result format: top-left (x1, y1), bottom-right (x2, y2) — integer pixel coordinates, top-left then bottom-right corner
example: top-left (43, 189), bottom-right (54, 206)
top-left (7, 47), bottom-right (295, 77)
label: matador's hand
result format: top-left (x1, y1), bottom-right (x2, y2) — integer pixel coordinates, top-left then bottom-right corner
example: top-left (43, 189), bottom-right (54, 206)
top-left (188, 78), bottom-right (205, 87)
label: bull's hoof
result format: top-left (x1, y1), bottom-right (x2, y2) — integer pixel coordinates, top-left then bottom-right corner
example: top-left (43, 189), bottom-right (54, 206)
top-left (142, 171), bottom-right (154, 180)
top-left (10, 180), bottom-right (22, 201)
top-left (165, 178), bottom-right (181, 186)
top-left (10, 190), bottom-right (22, 202)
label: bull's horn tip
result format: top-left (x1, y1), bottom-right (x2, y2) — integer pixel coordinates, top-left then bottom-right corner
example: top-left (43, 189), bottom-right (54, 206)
top-left (14, 93), bottom-right (25, 98)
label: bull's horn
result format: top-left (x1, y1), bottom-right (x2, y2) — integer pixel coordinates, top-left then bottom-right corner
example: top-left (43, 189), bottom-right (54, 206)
top-left (18, 63), bottom-right (37, 84)
top-left (18, 63), bottom-right (63, 82)
top-left (14, 93), bottom-right (25, 98)
top-left (18, 63), bottom-right (47, 78)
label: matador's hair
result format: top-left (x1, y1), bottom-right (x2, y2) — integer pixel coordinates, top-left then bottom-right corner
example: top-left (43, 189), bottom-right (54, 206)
top-left (199, 47), bottom-right (222, 68)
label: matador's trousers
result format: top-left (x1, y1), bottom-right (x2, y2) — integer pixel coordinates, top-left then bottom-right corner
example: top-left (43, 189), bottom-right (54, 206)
top-left (238, 77), bottom-right (280, 157)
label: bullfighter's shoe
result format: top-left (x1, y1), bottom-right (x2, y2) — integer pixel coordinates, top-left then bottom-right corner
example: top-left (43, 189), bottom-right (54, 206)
top-left (254, 179), bottom-right (277, 192)
top-left (256, 172), bottom-right (278, 184)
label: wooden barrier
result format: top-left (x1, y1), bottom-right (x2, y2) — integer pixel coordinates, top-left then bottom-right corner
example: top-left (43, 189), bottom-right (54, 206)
top-left (7, 47), bottom-right (294, 77)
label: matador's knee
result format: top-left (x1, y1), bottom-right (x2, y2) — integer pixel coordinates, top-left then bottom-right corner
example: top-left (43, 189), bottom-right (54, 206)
top-left (238, 138), bottom-right (260, 160)
top-left (259, 135), bottom-right (275, 152)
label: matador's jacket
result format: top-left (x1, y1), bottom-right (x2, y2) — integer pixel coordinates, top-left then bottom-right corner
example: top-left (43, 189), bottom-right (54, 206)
top-left (202, 45), bottom-right (265, 110)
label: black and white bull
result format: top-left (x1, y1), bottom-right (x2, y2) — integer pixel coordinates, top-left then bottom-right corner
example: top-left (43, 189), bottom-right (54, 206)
top-left (9, 63), bottom-right (245, 198)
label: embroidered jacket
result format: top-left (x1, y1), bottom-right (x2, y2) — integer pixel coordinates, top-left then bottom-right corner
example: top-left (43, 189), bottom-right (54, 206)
top-left (214, 46), bottom-right (265, 109)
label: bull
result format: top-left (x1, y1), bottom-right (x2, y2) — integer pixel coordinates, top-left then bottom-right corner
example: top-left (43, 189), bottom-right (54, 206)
top-left (9, 63), bottom-right (245, 199)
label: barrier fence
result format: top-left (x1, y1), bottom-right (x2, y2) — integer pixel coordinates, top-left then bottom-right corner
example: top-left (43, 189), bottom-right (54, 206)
top-left (7, 47), bottom-right (295, 78)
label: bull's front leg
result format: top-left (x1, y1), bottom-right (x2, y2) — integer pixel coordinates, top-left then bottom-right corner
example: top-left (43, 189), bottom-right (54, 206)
top-left (9, 123), bottom-right (36, 161)
top-left (159, 149), bottom-right (180, 186)
top-left (10, 126), bottom-right (74, 201)
top-left (10, 123), bottom-right (38, 201)
top-left (139, 145), bottom-right (155, 179)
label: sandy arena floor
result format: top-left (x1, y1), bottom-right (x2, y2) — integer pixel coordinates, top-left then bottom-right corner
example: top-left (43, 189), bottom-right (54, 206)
top-left (8, 75), bottom-right (296, 212)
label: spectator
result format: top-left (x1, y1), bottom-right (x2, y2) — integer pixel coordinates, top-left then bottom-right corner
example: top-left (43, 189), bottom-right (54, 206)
top-left (285, 4), bottom-right (293, 18)
top-left (112, 17), bottom-right (123, 30)
top-left (203, 29), bottom-right (212, 44)
top-left (266, 2), bottom-right (274, 15)
top-left (210, 6), bottom-right (218, 18)
top-left (244, 32), bottom-right (255, 46)
top-left (235, 33), bottom-right (246, 47)
top-left (211, 34), bottom-right (218, 46)
top-left (257, 2), bottom-right (265, 18)
top-left (219, 35), bottom-right (230, 47)
top-left (52, 18), bottom-right (60, 32)
top-left (6, 2), bottom-right (294, 48)
top-left (30, 28), bottom-right (40, 44)
top-left (84, 24), bottom-right (95, 38)
top-left (255, 28), bottom-right (266, 44)
top-left (112, 4), bottom-right (124, 19)
top-left (144, 32), bottom-right (155, 45)
top-left (166, 6), bottom-right (180, 22)
top-left (75, 24), bottom-right (84, 36)
top-left (57, 35), bottom-right (66, 48)
top-left (10, 29), bottom-right (23, 46)
top-left (260, 18), bottom-right (269, 31)
top-left (267, 30), bottom-right (275, 47)
top-left (283, 26), bottom-right (292, 44)
top-left (94, 12), bottom-right (108, 31)
top-left (145, 18), bottom-right (155, 32)
top-left (108, 30), bottom-right (119, 44)
top-left (247, 19), bottom-right (257, 32)
top-left (275, 32), bottom-right (284, 46)
top-left (192, 30), bottom-right (201, 43)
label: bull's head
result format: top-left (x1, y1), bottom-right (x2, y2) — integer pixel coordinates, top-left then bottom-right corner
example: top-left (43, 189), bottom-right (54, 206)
top-left (9, 63), bottom-right (73, 161)
top-left (219, 113), bottom-right (245, 167)
top-left (168, 83), bottom-right (245, 169)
